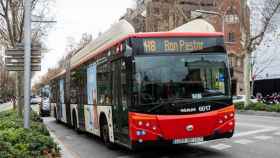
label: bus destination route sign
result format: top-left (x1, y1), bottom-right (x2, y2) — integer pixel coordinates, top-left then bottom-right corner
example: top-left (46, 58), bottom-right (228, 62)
top-left (142, 37), bottom-right (221, 53)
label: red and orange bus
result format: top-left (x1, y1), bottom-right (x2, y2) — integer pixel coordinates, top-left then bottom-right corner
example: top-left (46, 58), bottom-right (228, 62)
top-left (49, 20), bottom-right (235, 149)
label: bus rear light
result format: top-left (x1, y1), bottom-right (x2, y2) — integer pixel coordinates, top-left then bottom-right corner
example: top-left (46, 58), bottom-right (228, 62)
top-left (145, 122), bottom-right (150, 127)
top-left (229, 121), bottom-right (233, 126)
top-left (129, 112), bottom-right (162, 141)
top-left (229, 113), bottom-right (234, 117)
top-left (224, 115), bottom-right (228, 119)
top-left (138, 121), bottom-right (143, 126)
top-left (219, 119), bottom-right (223, 124)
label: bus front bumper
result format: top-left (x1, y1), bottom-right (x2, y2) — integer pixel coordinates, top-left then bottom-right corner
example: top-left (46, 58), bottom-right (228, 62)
top-left (131, 130), bottom-right (234, 150)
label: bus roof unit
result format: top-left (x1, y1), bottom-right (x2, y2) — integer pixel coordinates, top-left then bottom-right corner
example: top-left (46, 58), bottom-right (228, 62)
top-left (171, 19), bottom-right (216, 33)
top-left (70, 20), bottom-right (135, 69)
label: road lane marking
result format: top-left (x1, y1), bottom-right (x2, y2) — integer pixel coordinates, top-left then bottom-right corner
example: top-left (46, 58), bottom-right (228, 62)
top-left (237, 122), bottom-right (277, 128)
top-left (233, 127), bottom-right (278, 138)
top-left (254, 135), bottom-right (273, 140)
top-left (274, 132), bottom-right (280, 136)
top-left (192, 141), bottom-right (207, 145)
top-left (210, 144), bottom-right (231, 150)
top-left (236, 114), bottom-right (280, 121)
top-left (234, 139), bottom-right (254, 145)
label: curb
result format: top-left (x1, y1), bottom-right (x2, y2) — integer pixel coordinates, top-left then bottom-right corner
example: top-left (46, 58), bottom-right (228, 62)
top-left (45, 124), bottom-right (79, 158)
top-left (237, 110), bottom-right (280, 117)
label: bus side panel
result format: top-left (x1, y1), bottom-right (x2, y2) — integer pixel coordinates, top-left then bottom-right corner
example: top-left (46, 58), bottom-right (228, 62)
top-left (98, 106), bottom-right (114, 142)
top-left (70, 104), bottom-right (78, 127)
top-left (84, 105), bottom-right (96, 134)
top-left (84, 63), bottom-right (100, 135)
top-left (78, 104), bottom-right (86, 131)
top-left (58, 79), bottom-right (67, 123)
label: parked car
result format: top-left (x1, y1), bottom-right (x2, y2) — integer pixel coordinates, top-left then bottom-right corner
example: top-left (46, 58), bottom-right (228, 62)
top-left (30, 96), bottom-right (41, 104)
top-left (233, 95), bottom-right (257, 103)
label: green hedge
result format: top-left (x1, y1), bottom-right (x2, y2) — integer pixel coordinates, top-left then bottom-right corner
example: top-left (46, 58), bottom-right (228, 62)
top-left (235, 102), bottom-right (280, 112)
top-left (0, 110), bottom-right (60, 158)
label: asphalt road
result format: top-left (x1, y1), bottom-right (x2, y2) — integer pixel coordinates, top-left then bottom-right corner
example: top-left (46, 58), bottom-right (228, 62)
top-left (43, 114), bottom-right (280, 158)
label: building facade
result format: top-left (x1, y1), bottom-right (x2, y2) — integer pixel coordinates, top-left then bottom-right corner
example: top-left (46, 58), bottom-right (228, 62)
top-left (122, 0), bottom-right (250, 95)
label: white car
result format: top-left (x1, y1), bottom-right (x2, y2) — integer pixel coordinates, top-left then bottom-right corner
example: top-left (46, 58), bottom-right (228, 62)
top-left (233, 95), bottom-right (257, 103)
top-left (30, 96), bottom-right (41, 104)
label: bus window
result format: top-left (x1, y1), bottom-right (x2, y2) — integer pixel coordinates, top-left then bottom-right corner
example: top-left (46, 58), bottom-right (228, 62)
top-left (97, 63), bottom-right (112, 105)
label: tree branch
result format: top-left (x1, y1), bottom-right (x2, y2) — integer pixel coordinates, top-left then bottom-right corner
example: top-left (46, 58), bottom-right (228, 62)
top-left (250, 1), bottom-right (280, 50)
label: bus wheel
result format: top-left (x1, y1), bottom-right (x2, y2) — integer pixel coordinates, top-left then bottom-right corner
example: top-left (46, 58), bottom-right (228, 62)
top-left (101, 119), bottom-right (114, 149)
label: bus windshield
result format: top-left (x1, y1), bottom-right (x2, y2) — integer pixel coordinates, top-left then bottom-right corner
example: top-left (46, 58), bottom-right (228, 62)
top-left (133, 54), bottom-right (230, 105)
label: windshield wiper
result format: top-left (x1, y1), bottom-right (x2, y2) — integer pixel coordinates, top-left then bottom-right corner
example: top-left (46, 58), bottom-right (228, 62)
top-left (147, 100), bottom-right (173, 113)
top-left (146, 96), bottom-right (231, 113)
top-left (146, 98), bottom-right (191, 113)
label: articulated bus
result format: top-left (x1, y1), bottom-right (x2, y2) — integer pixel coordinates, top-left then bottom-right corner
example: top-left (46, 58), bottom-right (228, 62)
top-left (50, 20), bottom-right (235, 149)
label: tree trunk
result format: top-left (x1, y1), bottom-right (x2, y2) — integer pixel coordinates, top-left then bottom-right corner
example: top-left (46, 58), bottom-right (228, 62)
top-left (251, 79), bottom-right (255, 97)
top-left (16, 72), bottom-right (24, 117)
top-left (244, 53), bottom-right (251, 107)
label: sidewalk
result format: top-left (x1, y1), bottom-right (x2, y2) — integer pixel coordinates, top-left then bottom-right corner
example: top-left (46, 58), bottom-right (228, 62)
top-left (43, 118), bottom-right (80, 158)
top-left (46, 125), bottom-right (77, 158)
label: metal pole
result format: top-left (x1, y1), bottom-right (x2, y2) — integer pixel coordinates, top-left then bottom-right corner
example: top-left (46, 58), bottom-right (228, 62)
top-left (23, 0), bottom-right (32, 129)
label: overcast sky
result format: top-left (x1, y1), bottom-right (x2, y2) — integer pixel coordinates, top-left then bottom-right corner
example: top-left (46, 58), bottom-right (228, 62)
top-left (33, 0), bottom-right (280, 83)
top-left (249, 0), bottom-right (280, 80)
top-left (32, 0), bottom-right (134, 83)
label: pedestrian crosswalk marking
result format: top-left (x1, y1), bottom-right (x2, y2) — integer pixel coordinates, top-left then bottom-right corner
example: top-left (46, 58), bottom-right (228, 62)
top-left (192, 141), bottom-right (207, 145)
top-left (210, 143), bottom-right (231, 150)
top-left (254, 135), bottom-right (272, 140)
top-left (233, 127), bottom-right (278, 138)
top-left (234, 139), bottom-right (254, 145)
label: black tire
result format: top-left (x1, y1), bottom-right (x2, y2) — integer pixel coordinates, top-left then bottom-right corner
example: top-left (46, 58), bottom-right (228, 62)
top-left (226, 130), bottom-right (234, 138)
top-left (101, 119), bottom-right (114, 149)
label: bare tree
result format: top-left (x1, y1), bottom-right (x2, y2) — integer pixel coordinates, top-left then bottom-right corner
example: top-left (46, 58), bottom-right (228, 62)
top-left (32, 67), bottom-right (62, 94)
top-left (33, 33), bottom-right (93, 94)
top-left (0, 0), bottom-right (55, 115)
top-left (250, 48), bottom-right (278, 95)
top-left (241, 0), bottom-right (280, 106)
top-left (58, 33), bottom-right (92, 68)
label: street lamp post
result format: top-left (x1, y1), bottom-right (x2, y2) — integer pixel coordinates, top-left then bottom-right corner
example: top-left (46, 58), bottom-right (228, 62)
top-left (194, 10), bottom-right (224, 33)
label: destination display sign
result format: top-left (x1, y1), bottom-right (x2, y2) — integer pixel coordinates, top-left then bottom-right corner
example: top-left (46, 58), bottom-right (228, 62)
top-left (142, 37), bottom-right (223, 53)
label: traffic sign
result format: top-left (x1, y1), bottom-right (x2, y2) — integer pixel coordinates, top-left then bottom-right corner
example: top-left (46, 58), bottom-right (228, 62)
top-left (5, 65), bottom-right (41, 71)
top-left (5, 57), bottom-right (41, 64)
top-left (4, 43), bottom-right (42, 71)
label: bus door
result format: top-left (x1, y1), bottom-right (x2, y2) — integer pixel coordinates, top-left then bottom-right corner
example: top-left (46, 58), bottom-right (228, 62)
top-left (112, 58), bottom-right (129, 144)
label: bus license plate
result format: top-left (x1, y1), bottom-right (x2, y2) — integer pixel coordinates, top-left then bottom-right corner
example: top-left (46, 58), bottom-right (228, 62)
top-left (172, 137), bottom-right (204, 144)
